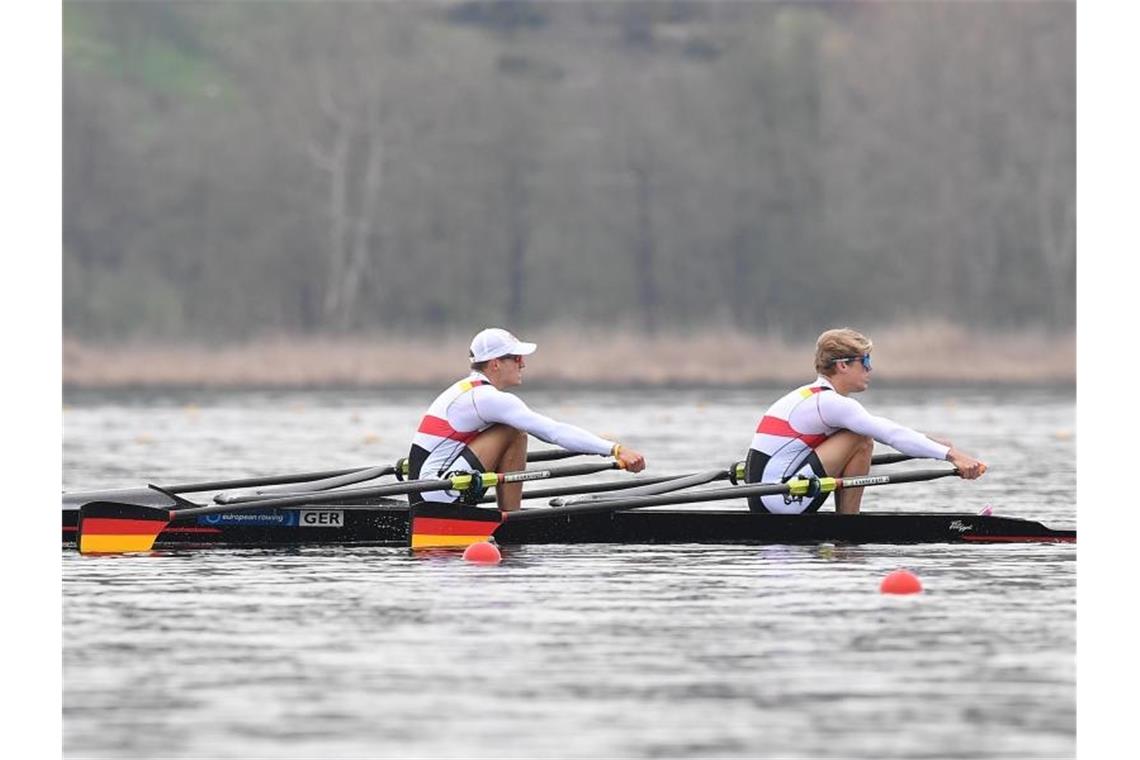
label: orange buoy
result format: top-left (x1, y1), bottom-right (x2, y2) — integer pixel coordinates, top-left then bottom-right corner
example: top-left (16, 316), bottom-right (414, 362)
top-left (880, 569), bottom-right (923, 595)
top-left (462, 541), bottom-right (502, 565)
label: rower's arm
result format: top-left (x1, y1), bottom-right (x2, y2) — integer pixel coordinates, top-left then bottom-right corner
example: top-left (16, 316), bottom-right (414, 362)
top-left (818, 395), bottom-right (951, 461)
top-left (471, 389), bottom-right (615, 456)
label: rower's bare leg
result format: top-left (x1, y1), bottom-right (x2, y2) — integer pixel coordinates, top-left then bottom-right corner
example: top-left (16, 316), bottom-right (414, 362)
top-left (814, 431), bottom-right (874, 514)
top-left (466, 425), bottom-right (528, 511)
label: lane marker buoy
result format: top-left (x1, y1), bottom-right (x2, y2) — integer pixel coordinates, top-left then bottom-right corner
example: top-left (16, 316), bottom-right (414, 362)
top-left (880, 568), bottom-right (923, 594)
top-left (463, 541), bottom-right (501, 565)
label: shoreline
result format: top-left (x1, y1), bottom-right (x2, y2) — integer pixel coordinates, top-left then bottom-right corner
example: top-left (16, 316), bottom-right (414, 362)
top-left (63, 324), bottom-right (1076, 389)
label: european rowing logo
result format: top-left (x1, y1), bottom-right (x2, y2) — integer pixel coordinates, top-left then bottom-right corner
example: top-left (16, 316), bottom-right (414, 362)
top-left (199, 510), bottom-right (297, 527)
top-left (948, 520), bottom-right (973, 533)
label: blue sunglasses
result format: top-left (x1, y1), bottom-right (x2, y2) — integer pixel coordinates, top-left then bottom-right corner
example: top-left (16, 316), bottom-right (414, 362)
top-left (831, 354), bottom-right (872, 370)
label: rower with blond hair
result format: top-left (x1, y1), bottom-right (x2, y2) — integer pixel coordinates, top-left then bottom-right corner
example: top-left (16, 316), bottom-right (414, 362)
top-left (745, 327), bottom-right (986, 514)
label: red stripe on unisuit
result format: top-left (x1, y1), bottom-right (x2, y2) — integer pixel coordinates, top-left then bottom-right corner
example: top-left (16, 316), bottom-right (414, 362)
top-left (755, 416), bottom-right (829, 448)
top-left (412, 516), bottom-right (500, 536)
top-left (80, 517), bottom-right (168, 535)
top-left (417, 415), bottom-right (480, 444)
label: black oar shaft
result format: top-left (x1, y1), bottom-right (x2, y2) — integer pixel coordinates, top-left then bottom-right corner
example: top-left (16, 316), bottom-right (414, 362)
top-left (871, 452), bottom-right (913, 466)
top-left (552, 469), bottom-right (729, 506)
top-left (476, 474), bottom-right (693, 504)
top-left (164, 467), bottom-right (371, 494)
top-left (526, 449), bottom-right (581, 462)
top-left (502, 468), bottom-right (959, 522)
top-left (215, 465), bottom-right (396, 503)
top-left (162, 448), bottom-right (579, 495)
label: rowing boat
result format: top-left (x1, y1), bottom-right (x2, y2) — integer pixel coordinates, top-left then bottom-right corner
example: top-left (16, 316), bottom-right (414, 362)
top-left (61, 500), bottom-right (1075, 548)
top-left (61, 453), bottom-right (1076, 553)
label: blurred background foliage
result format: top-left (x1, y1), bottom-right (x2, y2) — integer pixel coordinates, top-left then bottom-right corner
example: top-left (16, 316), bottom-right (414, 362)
top-left (63, 0), bottom-right (1074, 342)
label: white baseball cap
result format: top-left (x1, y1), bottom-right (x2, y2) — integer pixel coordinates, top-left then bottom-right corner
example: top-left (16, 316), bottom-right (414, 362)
top-left (469, 328), bottom-right (538, 362)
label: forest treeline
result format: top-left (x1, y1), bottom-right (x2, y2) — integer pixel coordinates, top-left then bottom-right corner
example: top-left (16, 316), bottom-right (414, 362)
top-left (63, 0), bottom-right (1075, 342)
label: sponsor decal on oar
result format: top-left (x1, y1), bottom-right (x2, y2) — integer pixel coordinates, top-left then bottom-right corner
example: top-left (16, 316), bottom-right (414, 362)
top-left (77, 502), bottom-right (172, 555)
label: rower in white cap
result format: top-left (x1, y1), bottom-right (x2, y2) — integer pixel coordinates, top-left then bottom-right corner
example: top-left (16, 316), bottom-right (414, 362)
top-left (405, 327), bottom-right (647, 511)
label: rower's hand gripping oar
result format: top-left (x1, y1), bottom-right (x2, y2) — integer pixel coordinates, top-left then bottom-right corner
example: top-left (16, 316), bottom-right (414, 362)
top-left (76, 459), bottom-right (625, 555)
top-left (409, 466), bottom-right (958, 549)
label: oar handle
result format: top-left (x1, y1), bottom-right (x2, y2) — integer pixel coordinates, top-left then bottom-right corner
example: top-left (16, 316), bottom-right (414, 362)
top-left (504, 467), bottom-right (960, 522)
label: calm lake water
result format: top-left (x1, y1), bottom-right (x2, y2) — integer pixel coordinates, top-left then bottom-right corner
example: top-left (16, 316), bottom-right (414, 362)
top-left (63, 386), bottom-right (1076, 759)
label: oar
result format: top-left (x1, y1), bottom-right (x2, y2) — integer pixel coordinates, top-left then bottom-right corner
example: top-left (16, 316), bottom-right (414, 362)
top-left (476, 473), bottom-right (722, 505)
top-left (66, 447), bottom-right (584, 507)
top-left (168, 448), bottom-right (577, 494)
top-left (215, 465), bottom-right (395, 503)
top-left (545, 452), bottom-right (913, 507)
top-left (223, 448), bottom-right (583, 502)
top-left (76, 459), bottom-right (625, 555)
top-left (526, 449), bottom-right (584, 463)
top-left (551, 469), bottom-right (730, 506)
top-left (515, 467), bottom-right (958, 519)
top-left (870, 452), bottom-right (913, 466)
top-left (176, 459), bottom-right (623, 515)
top-left (162, 466), bottom-right (377, 495)
top-left (408, 467), bottom-right (959, 549)
top-left (211, 448), bottom-right (580, 502)
top-left (476, 467), bottom-right (740, 506)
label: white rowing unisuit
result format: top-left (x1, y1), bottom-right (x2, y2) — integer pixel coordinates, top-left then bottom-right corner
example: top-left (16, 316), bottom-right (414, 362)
top-left (407, 372), bottom-right (615, 503)
top-left (748, 376), bottom-right (950, 513)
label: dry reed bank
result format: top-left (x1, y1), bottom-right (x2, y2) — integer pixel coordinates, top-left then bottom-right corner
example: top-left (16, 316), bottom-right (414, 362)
top-left (63, 323), bottom-right (1075, 389)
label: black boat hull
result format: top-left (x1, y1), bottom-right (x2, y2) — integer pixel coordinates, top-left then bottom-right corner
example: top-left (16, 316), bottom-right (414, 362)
top-left (61, 504), bottom-right (1075, 548)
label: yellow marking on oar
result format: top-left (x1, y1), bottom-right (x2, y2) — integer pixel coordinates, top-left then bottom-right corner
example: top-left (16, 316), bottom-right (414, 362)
top-left (786, 477), bottom-right (838, 497)
top-left (446, 472), bottom-right (501, 491)
top-left (79, 534), bottom-right (161, 555)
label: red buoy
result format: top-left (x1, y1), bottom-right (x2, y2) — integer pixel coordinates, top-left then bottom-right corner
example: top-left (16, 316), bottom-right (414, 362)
top-left (463, 541), bottom-right (502, 565)
top-left (880, 569), bottom-right (923, 594)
